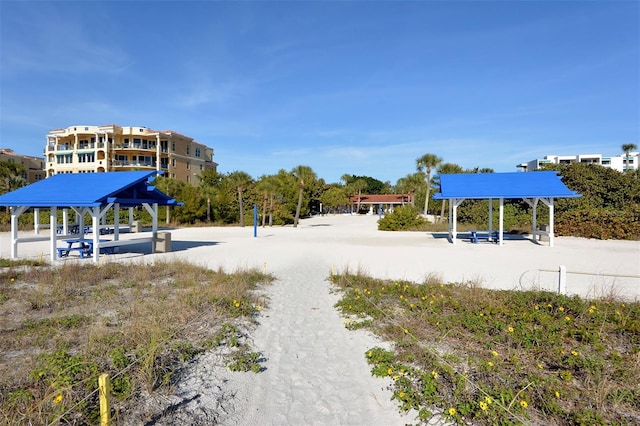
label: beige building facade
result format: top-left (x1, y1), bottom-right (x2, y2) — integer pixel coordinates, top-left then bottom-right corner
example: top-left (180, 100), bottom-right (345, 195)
top-left (0, 148), bottom-right (46, 184)
top-left (45, 124), bottom-right (217, 184)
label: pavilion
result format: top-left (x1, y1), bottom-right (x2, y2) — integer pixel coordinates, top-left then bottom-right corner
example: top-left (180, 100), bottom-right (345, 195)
top-left (0, 171), bottom-right (181, 262)
top-left (433, 171), bottom-right (581, 246)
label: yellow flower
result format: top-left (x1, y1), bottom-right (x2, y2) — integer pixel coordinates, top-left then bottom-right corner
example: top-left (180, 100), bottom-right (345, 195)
top-left (255, 305), bottom-right (262, 311)
top-left (431, 370), bottom-right (438, 379)
top-left (367, 351), bottom-right (372, 358)
top-left (485, 396), bottom-right (493, 404)
top-left (491, 350), bottom-right (499, 357)
top-left (399, 391), bottom-right (405, 398)
top-left (558, 306), bottom-right (565, 312)
top-left (53, 394), bottom-right (63, 404)
top-left (393, 375), bottom-right (399, 381)
top-left (487, 361), bottom-right (494, 367)
top-left (448, 407), bottom-right (457, 416)
top-left (565, 316), bottom-right (571, 321)
top-left (479, 401), bottom-right (488, 411)
top-left (409, 303), bottom-right (415, 308)
top-left (537, 363), bottom-right (544, 369)
top-left (571, 350), bottom-right (579, 357)
top-left (403, 328), bottom-right (408, 334)
top-left (387, 368), bottom-right (393, 376)
top-left (10, 277), bottom-right (15, 282)
top-left (520, 400), bottom-right (528, 409)
top-left (534, 304), bottom-right (539, 310)
top-left (555, 391), bottom-right (560, 398)
top-left (508, 326), bottom-right (514, 333)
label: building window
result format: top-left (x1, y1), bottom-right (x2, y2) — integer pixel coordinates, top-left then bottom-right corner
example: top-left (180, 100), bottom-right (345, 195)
top-left (186, 146), bottom-right (190, 155)
top-left (195, 148), bottom-right (201, 158)
top-left (186, 161), bottom-right (190, 170)
top-left (78, 153), bottom-right (95, 163)
top-left (172, 142), bottom-right (176, 152)
top-left (171, 159), bottom-right (176, 167)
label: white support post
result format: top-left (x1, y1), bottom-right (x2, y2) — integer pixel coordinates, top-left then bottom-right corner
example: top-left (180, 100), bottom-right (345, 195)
top-left (498, 198), bottom-right (504, 245)
top-left (549, 198), bottom-right (555, 247)
top-left (129, 208), bottom-right (134, 226)
top-left (558, 265), bottom-right (566, 294)
top-left (92, 206), bottom-right (100, 263)
top-left (62, 208), bottom-right (69, 235)
top-left (452, 198), bottom-right (458, 244)
top-left (34, 208), bottom-right (40, 234)
top-left (10, 211), bottom-right (16, 258)
top-left (532, 198), bottom-right (538, 241)
top-left (49, 207), bottom-right (57, 263)
top-left (10, 206), bottom-right (28, 259)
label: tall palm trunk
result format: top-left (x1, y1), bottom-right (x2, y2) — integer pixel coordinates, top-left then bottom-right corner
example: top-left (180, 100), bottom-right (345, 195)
top-left (268, 192), bottom-right (274, 227)
top-left (439, 199), bottom-right (446, 223)
top-left (294, 184), bottom-right (304, 227)
top-left (261, 193), bottom-right (267, 227)
top-left (238, 187), bottom-right (245, 227)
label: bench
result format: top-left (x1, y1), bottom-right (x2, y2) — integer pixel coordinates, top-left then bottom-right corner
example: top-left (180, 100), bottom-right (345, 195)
top-left (470, 230), bottom-right (501, 244)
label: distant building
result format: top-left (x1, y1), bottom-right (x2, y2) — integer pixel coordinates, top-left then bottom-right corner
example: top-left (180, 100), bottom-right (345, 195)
top-left (45, 124), bottom-right (217, 184)
top-left (0, 148), bottom-right (45, 183)
top-left (518, 152), bottom-right (639, 173)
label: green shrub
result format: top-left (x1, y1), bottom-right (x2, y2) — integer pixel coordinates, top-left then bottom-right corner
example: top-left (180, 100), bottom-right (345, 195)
top-left (378, 205), bottom-right (427, 231)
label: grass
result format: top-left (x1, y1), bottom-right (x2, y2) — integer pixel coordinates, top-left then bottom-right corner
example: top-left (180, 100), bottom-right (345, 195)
top-left (0, 259), bottom-right (273, 425)
top-left (330, 272), bottom-right (640, 425)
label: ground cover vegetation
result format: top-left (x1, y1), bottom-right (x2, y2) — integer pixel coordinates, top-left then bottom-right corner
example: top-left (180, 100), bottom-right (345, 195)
top-left (1, 156), bottom-right (638, 239)
top-left (331, 272), bottom-right (640, 425)
top-left (0, 259), bottom-right (272, 424)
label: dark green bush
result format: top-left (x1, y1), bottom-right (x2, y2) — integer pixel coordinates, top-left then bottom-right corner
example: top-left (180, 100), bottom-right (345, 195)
top-left (378, 205), bottom-right (426, 231)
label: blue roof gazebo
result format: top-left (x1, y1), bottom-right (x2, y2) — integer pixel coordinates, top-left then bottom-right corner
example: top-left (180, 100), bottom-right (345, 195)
top-left (0, 171), bottom-right (181, 262)
top-left (433, 171), bottom-right (581, 246)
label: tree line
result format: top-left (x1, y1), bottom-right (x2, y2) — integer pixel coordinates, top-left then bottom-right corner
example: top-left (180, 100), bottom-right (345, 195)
top-left (1, 146), bottom-right (639, 239)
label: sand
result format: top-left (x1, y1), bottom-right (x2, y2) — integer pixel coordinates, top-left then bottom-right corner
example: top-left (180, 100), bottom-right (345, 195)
top-left (2, 215), bottom-right (639, 424)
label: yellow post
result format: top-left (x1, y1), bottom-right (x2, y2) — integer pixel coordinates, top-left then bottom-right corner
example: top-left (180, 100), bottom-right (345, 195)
top-left (98, 373), bottom-right (111, 426)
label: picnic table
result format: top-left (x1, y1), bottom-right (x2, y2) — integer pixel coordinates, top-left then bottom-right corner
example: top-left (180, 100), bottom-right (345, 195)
top-left (469, 230), bottom-right (501, 244)
top-left (57, 239), bottom-right (116, 259)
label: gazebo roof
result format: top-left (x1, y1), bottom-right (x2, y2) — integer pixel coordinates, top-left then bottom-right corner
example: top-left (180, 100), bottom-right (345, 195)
top-left (433, 171), bottom-right (581, 200)
top-left (0, 171), bottom-right (180, 208)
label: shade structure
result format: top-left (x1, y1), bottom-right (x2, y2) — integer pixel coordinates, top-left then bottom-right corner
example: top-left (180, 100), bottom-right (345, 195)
top-left (433, 171), bottom-right (581, 246)
top-left (0, 171), bottom-right (182, 262)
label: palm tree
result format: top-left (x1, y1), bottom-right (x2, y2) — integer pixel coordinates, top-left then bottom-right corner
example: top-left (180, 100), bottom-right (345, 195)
top-left (292, 165), bottom-right (317, 227)
top-left (434, 163), bottom-right (463, 222)
top-left (395, 172), bottom-right (424, 206)
top-left (226, 171), bottom-right (253, 227)
top-left (198, 169), bottom-right (222, 222)
top-left (256, 175), bottom-right (278, 227)
top-left (416, 153), bottom-right (442, 217)
top-left (351, 178), bottom-right (368, 213)
top-left (622, 143), bottom-right (638, 172)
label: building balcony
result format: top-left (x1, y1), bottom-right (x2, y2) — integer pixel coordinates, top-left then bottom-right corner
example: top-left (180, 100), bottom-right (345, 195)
top-left (112, 160), bottom-right (157, 168)
top-left (114, 143), bottom-right (158, 151)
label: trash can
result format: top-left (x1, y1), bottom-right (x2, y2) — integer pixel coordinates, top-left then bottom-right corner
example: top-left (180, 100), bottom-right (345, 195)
top-left (131, 221), bottom-right (141, 233)
top-left (155, 232), bottom-right (172, 253)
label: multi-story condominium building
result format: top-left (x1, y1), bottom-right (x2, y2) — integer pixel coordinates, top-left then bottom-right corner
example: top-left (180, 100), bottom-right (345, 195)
top-left (518, 152), bottom-right (638, 173)
top-left (45, 124), bottom-right (217, 184)
top-left (0, 148), bottom-right (46, 184)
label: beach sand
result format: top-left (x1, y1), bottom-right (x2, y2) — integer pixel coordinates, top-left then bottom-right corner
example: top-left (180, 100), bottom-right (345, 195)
top-left (2, 215), bottom-right (639, 424)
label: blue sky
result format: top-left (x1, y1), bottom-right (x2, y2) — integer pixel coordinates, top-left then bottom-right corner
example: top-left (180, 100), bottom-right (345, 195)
top-left (1, 1), bottom-right (638, 184)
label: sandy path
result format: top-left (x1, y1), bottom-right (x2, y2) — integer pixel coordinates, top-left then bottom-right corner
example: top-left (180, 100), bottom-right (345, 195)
top-left (226, 257), bottom-right (405, 425)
